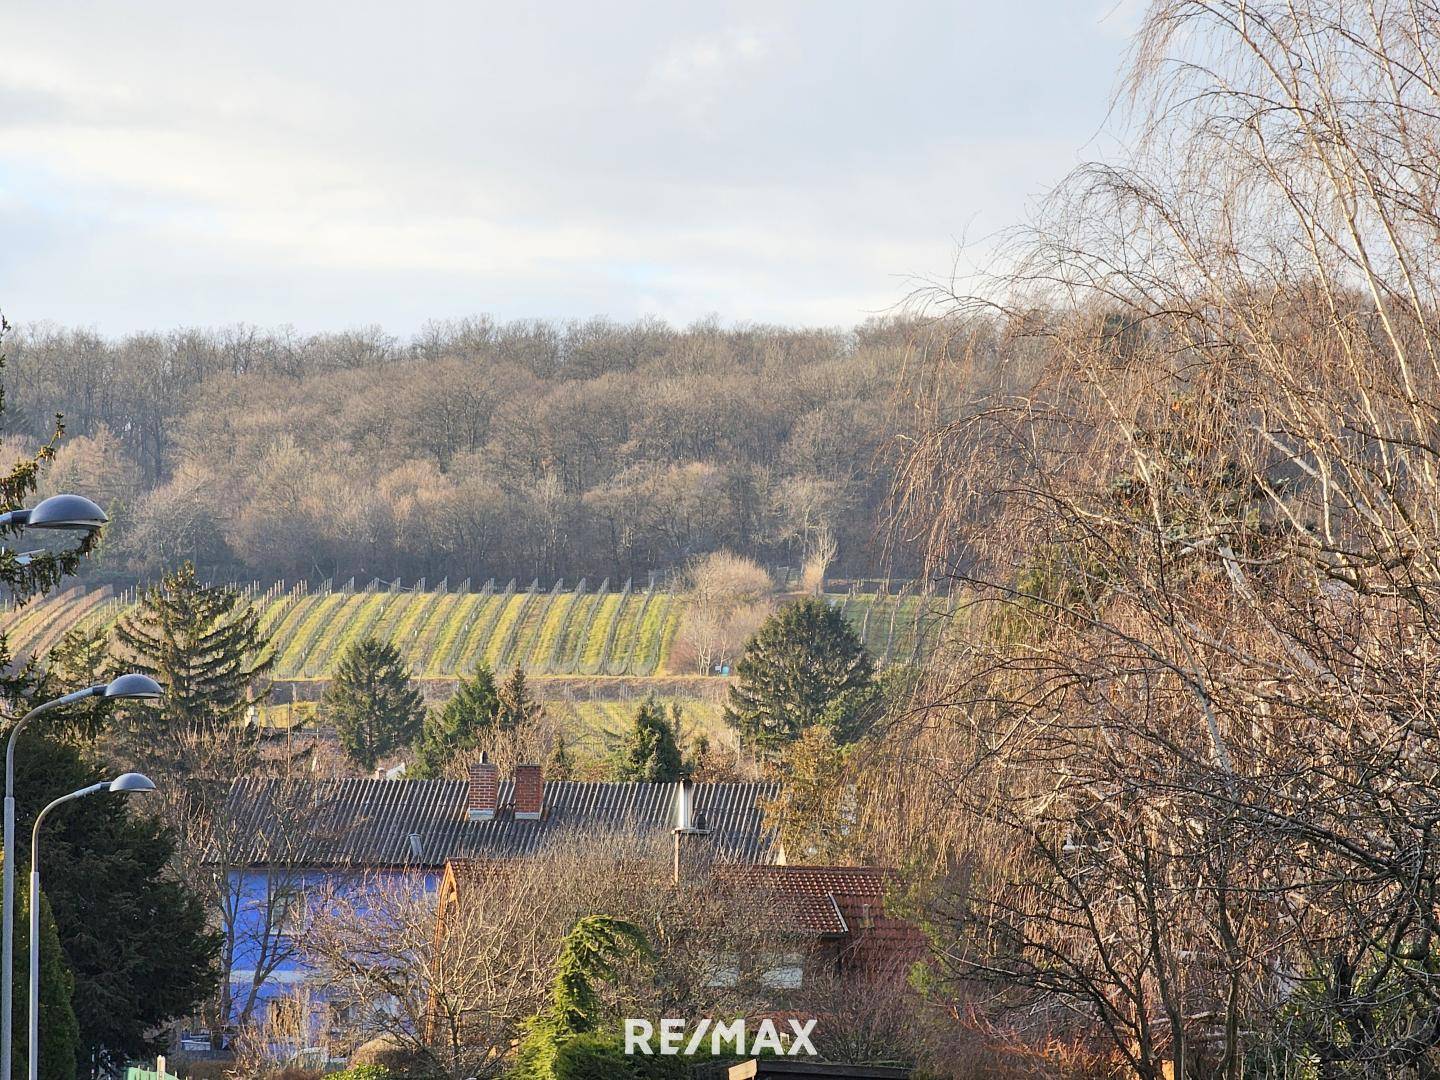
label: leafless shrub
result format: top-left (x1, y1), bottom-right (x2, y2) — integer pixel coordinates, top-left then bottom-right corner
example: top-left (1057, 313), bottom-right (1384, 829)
top-left (674, 550), bottom-right (775, 673)
top-left (302, 829), bottom-right (793, 1078)
top-left (800, 527), bottom-right (838, 596)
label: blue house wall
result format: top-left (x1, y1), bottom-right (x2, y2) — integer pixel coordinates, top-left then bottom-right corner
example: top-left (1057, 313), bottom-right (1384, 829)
top-left (228, 866), bottom-right (442, 1027)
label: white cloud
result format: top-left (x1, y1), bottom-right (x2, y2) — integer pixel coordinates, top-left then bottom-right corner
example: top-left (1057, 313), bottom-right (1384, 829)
top-left (642, 26), bottom-right (773, 118)
top-left (0, 0), bottom-right (1135, 334)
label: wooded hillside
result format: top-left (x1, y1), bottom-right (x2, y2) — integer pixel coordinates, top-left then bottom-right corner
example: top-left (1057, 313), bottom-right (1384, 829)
top-left (2, 315), bottom-right (1011, 585)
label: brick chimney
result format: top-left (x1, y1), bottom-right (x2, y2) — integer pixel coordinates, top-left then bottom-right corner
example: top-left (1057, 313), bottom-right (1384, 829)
top-left (514, 763), bottom-right (543, 820)
top-left (467, 754), bottom-right (497, 822)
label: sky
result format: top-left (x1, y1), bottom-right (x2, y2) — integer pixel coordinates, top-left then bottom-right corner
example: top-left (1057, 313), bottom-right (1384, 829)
top-left (0, 1), bottom-right (1143, 336)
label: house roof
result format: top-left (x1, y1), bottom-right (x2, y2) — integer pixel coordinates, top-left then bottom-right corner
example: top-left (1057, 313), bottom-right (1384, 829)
top-left (438, 857), bottom-right (926, 975)
top-left (217, 777), bottom-right (780, 868)
top-left (718, 865), bottom-right (928, 968)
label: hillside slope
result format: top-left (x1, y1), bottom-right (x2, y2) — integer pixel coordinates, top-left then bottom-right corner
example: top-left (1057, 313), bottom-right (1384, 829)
top-left (1, 579), bottom-right (946, 680)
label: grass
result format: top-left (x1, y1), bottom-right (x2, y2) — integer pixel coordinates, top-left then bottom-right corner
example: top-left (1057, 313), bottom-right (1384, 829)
top-left (252, 693), bottom-right (731, 768)
top-left (279, 592), bottom-right (347, 673)
top-left (532, 583), bottom-right (584, 674)
top-left (578, 592), bottom-right (624, 674)
top-left (540, 695), bottom-right (730, 759)
top-left (300, 593), bottom-right (368, 677)
top-left (433, 591), bottom-right (484, 675)
top-left (562, 579), bottom-right (609, 671)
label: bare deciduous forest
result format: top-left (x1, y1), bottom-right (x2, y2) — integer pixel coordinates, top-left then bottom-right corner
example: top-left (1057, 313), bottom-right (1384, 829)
top-left (3, 315), bottom-right (1018, 585)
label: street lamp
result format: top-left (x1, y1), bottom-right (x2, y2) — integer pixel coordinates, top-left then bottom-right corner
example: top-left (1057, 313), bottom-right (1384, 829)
top-left (28, 773), bottom-right (154, 1080)
top-left (0, 495), bottom-right (107, 533)
top-left (1, 675), bottom-right (160, 1080)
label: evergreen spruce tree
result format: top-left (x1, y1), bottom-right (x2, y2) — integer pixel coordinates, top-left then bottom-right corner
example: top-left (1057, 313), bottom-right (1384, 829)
top-left (496, 662), bottom-right (543, 732)
top-left (12, 735), bottom-right (220, 1073)
top-left (410, 665), bottom-right (500, 779)
top-left (547, 732), bottom-right (575, 780)
top-left (112, 562), bottom-right (272, 767)
top-left (40, 625), bottom-right (111, 744)
top-left (724, 597), bottom-right (875, 753)
top-left (613, 698), bottom-right (689, 782)
top-left (325, 637), bottom-right (425, 771)
top-left (12, 881), bottom-right (77, 1080)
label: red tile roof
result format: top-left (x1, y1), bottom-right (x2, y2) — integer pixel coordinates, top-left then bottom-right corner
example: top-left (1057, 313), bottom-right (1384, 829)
top-left (716, 865), bottom-right (927, 969)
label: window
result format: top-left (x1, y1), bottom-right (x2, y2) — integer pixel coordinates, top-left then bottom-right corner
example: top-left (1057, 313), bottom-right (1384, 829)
top-left (273, 890), bottom-right (308, 937)
top-left (703, 952), bottom-right (741, 988)
top-left (760, 952), bottom-right (805, 990)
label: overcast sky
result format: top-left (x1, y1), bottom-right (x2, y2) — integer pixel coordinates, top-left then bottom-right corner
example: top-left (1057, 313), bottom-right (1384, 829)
top-left (0, 1), bottom-right (1142, 335)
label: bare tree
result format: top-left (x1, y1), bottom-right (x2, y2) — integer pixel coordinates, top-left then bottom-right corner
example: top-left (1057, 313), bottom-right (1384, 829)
top-left (800, 527), bottom-right (838, 597)
top-left (673, 550), bottom-right (775, 674)
top-left (881, 3), bottom-right (1440, 1077)
top-left (162, 753), bottom-right (335, 1043)
top-left (302, 830), bottom-right (793, 1078)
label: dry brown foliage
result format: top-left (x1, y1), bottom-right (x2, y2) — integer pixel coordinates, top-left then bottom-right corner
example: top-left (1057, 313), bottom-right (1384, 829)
top-left (876, 2), bottom-right (1440, 1077)
top-left (673, 550), bottom-right (775, 674)
top-left (298, 830), bottom-right (802, 1078)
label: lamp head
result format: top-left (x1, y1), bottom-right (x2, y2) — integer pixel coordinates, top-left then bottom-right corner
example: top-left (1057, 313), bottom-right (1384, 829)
top-left (25, 494), bottom-right (108, 532)
top-left (107, 772), bottom-right (156, 794)
top-left (103, 673), bottom-right (163, 700)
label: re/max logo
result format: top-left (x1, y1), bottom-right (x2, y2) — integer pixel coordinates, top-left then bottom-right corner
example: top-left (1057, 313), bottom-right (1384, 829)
top-left (624, 1017), bottom-right (818, 1056)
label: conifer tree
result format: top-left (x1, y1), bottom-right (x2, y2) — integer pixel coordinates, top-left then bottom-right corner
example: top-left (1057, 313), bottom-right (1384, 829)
top-left (0, 322), bottom-right (217, 1073)
top-left (613, 698), bottom-right (689, 782)
top-left (496, 662), bottom-right (543, 732)
top-left (0, 318), bottom-right (98, 624)
top-left (12, 735), bottom-right (220, 1073)
top-left (12, 881), bottom-right (77, 1080)
top-left (513, 915), bottom-right (651, 1078)
top-left (40, 624), bottom-right (111, 744)
top-left (325, 637), bottom-right (425, 771)
top-left (724, 597), bottom-right (875, 753)
top-left (112, 562), bottom-right (272, 767)
top-left (410, 664), bottom-right (499, 779)
top-left (547, 732), bottom-right (575, 780)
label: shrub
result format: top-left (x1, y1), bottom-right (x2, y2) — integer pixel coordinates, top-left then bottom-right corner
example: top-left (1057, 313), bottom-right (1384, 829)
top-left (546, 1032), bottom-right (690, 1079)
top-left (674, 552), bottom-right (775, 674)
top-left (327, 1067), bottom-right (391, 1080)
top-left (686, 551), bottom-right (772, 607)
top-left (347, 1032), bottom-right (415, 1073)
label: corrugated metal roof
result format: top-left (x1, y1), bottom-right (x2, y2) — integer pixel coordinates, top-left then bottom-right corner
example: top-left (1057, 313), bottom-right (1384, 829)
top-left (218, 777), bottom-right (780, 868)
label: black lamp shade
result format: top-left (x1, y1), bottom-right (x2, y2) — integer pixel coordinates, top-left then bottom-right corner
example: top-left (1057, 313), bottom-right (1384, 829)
top-left (26, 494), bottom-right (107, 531)
top-left (104, 673), bottom-right (163, 700)
top-left (107, 773), bottom-right (156, 794)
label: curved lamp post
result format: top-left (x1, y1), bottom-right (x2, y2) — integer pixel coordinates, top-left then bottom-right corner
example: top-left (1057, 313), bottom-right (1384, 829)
top-left (0, 493), bottom-right (108, 1080)
top-left (28, 773), bottom-right (154, 1080)
top-left (1, 675), bottom-right (160, 1080)
top-left (0, 494), bottom-right (107, 533)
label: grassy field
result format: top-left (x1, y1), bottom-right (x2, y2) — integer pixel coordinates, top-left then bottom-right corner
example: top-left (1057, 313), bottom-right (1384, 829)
top-left (252, 693), bottom-right (731, 760)
top-left (1, 579), bottom-right (947, 681)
